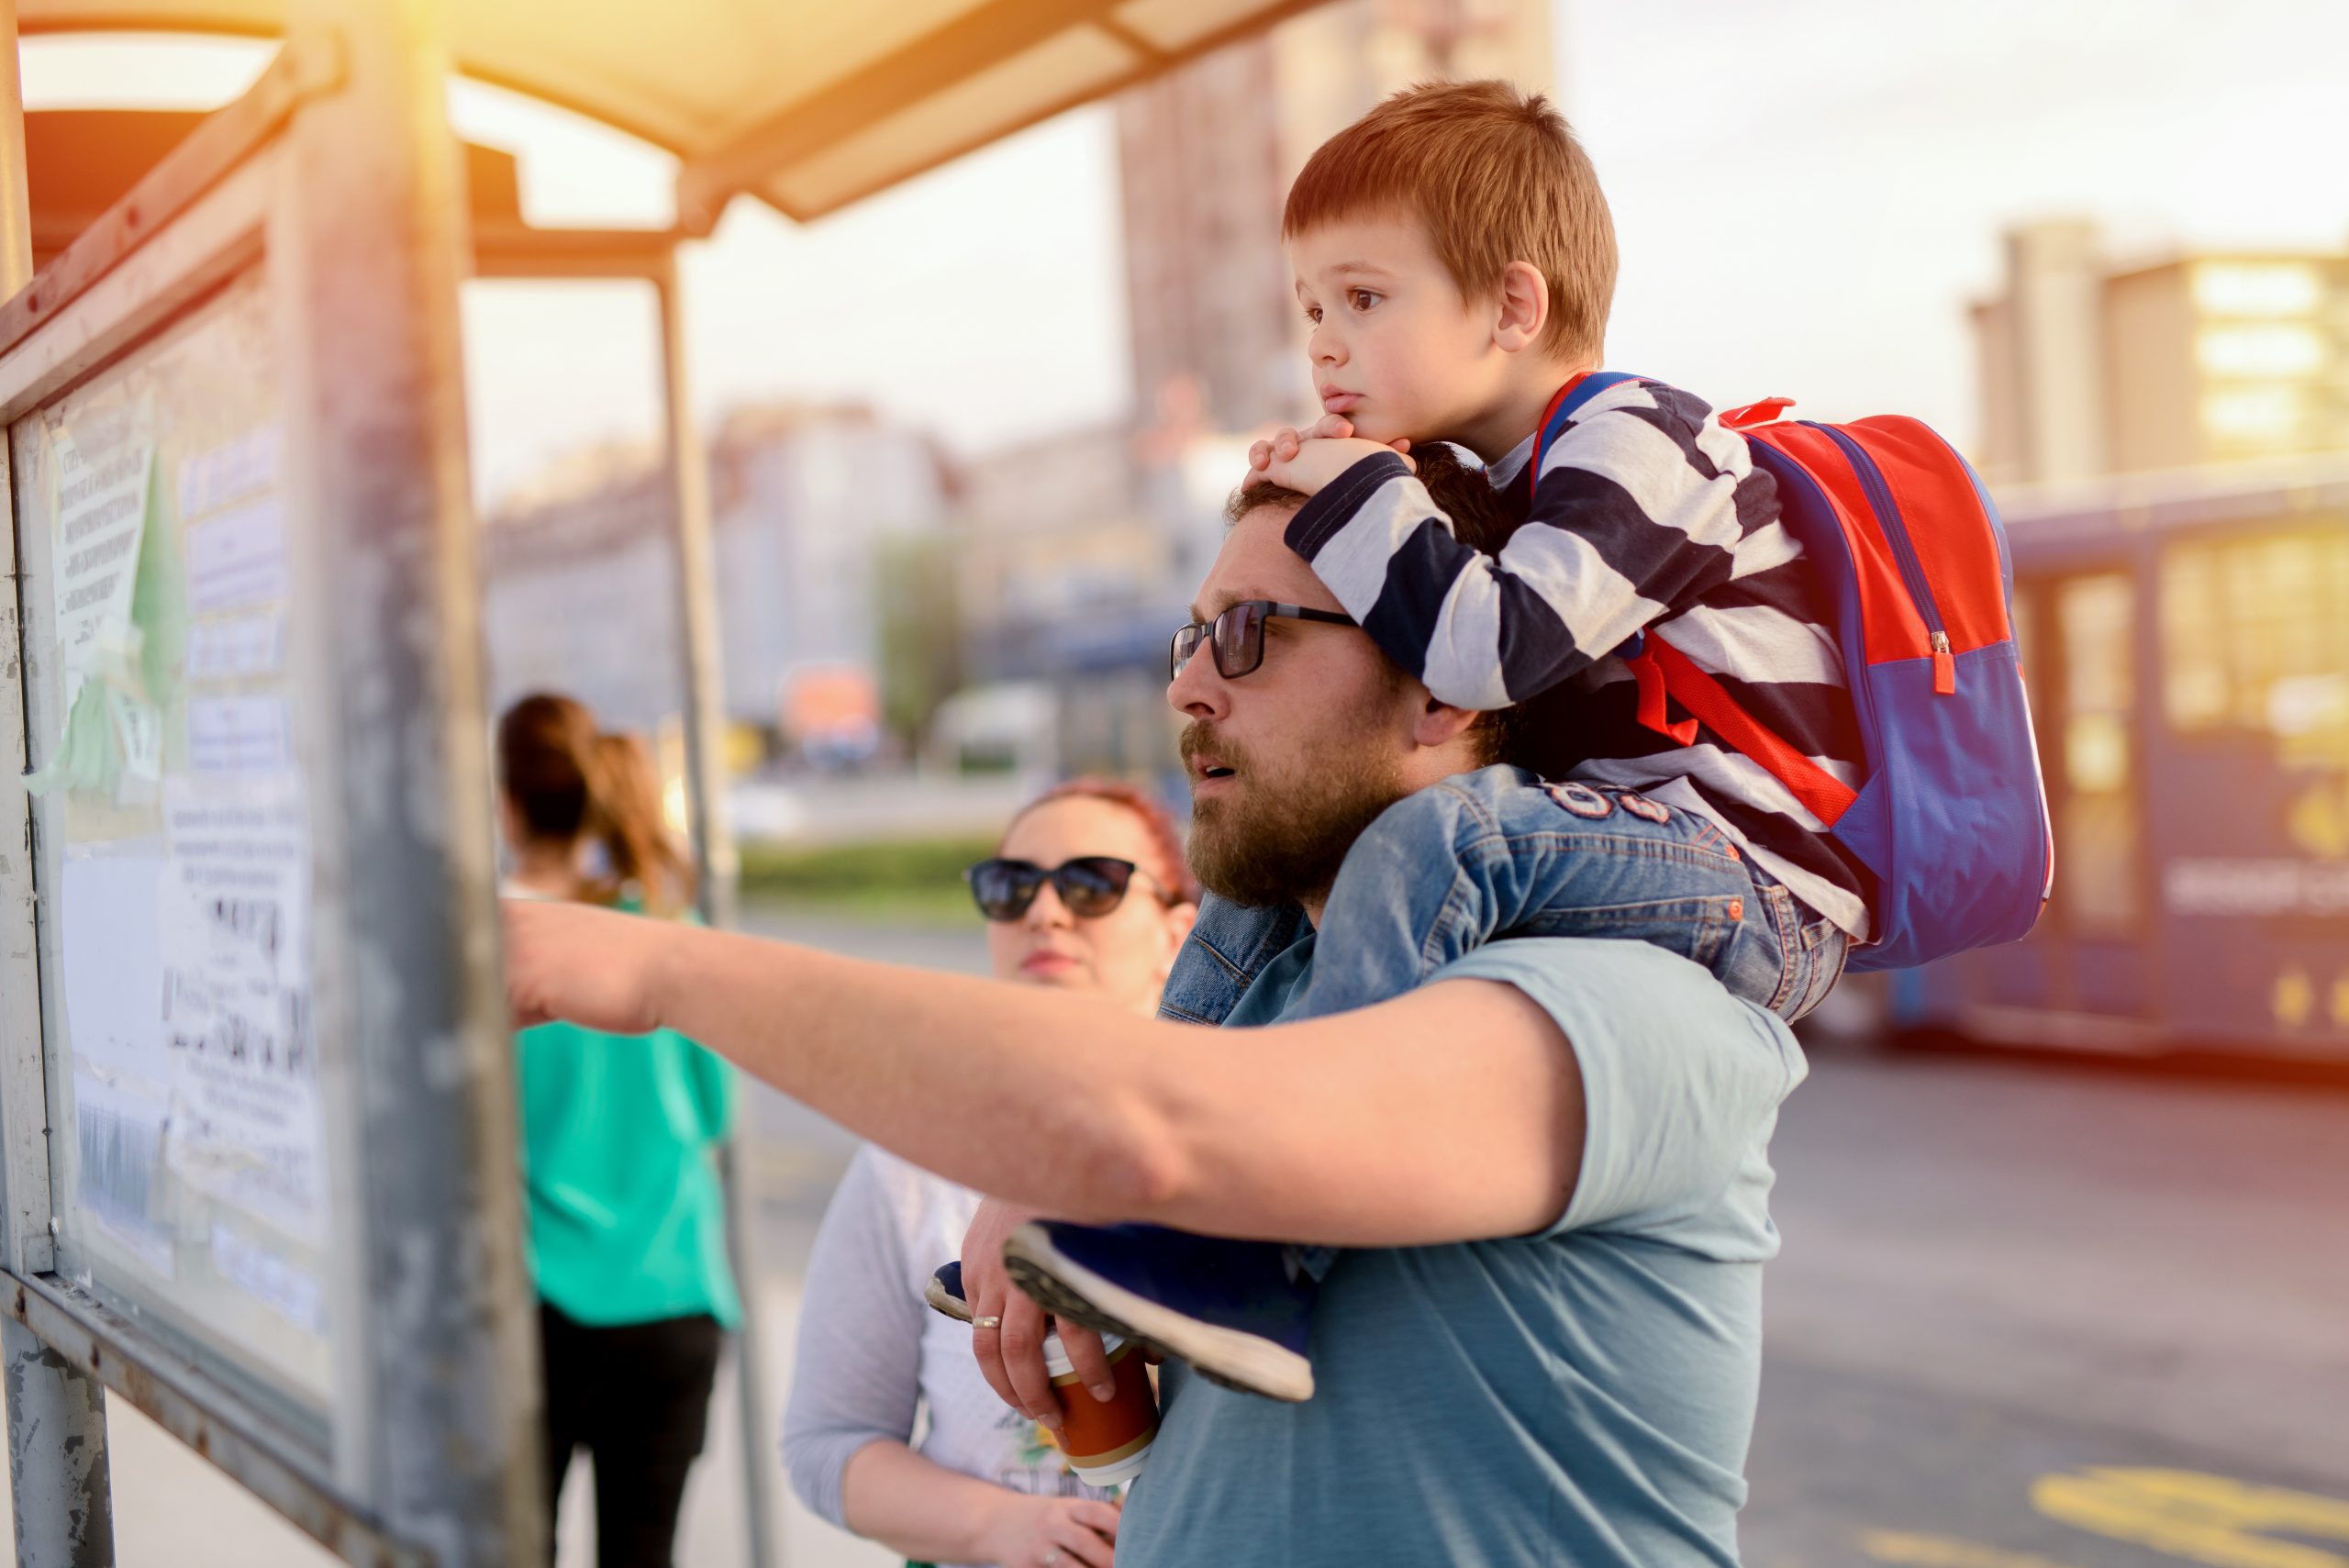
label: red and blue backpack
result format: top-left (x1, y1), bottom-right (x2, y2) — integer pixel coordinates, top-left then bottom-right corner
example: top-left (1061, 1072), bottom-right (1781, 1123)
top-left (1534, 372), bottom-right (2054, 972)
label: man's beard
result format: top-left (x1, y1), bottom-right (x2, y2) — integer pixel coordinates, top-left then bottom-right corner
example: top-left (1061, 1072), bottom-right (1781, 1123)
top-left (1183, 717), bottom-right (1407, 909)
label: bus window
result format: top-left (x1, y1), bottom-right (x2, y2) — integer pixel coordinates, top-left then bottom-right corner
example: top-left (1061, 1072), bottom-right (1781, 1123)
top-left (2161, 530), bottom-right (2349, 766)
top-left (2057, 574), bottom-right (2138, 932)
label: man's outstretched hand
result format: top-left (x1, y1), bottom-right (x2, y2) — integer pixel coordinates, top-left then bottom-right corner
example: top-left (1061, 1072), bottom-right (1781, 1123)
top-left (1247, 415), bottom-right (1413, 499)
top-left (502, 895), bottom-right (674, 1037)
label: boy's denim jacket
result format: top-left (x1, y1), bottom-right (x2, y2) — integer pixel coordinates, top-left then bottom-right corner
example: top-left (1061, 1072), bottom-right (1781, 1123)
top-left (1154, 762), bottom-right (1839, 1029)
top-left (1158, 893), bottom-right (1310, 1027)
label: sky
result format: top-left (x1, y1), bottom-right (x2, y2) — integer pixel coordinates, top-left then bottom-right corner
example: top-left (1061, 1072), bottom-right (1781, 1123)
top-left (21, 2), bottom-right (2349, 507)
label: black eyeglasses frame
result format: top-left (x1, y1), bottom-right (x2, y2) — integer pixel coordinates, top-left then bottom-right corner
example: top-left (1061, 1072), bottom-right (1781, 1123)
top-left (1169, 599), bottom-right (1357, 684)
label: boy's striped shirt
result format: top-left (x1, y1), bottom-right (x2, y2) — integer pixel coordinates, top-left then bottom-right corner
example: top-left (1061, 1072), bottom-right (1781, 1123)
top-left (1284, 378), bottom-right (1872, 938)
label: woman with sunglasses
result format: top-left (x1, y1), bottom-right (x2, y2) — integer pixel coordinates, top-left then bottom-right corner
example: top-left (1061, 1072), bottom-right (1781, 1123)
top-left (784, 780), bottom-right (1197, 1568)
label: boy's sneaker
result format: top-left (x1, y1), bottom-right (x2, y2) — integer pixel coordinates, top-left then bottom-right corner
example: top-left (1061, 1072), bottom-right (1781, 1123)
top-left (1001, 1220), bottom-right (1316, 1402)
top-left (925, 1260), bottom-right (973, 1323)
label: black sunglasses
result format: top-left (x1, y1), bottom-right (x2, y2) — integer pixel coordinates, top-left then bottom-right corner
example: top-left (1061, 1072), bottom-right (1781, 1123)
top-left (1170, 599), bottom-right (1357, 683)
top-left (963, 856), bottom-right (1170, 923)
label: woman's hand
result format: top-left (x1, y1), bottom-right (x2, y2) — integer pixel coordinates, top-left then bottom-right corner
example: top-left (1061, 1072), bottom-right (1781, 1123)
top-left (502, 895), bottom-right (678, 1035)
top-left (963, 1198), bottom-right (1116, 1428)
top-left (978, 1492), bottom-right (1120, 1568)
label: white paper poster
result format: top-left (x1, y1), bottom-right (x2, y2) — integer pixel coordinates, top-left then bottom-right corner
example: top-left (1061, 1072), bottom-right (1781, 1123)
top-left (188, 695), bottom-right (292, 774)
top-left (74, 1070), bottom-right (174, 1277)
top-left (112, 693), bottom-right (164, 806)
top-left (211, 1224), bottom-right (326, 1335)
top-left (184, 495), bottom-right (289, 616)
top-left (60, 853), bottom-right (176, 1273)
top-left (159, 775), bottom-right (324, 1244)
top-left (50, 420), bottom-right (153, 713)
top-left (178, 428), bottom-right (281, 523)
top-left (61, 853), bottom-right (174, 1084)
top-left (185, 610), bottom-right (286, 682)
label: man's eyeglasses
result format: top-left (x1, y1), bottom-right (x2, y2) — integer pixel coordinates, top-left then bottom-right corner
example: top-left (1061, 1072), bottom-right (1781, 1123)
top-left (963, 856), bottom-right (1172, 923)
top-left (1169, 600), bottom-right (1356, 684)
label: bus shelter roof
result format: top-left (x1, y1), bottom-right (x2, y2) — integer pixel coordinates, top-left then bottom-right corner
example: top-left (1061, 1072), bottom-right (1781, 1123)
top-left (19, 0), bottom-right (1323, 226)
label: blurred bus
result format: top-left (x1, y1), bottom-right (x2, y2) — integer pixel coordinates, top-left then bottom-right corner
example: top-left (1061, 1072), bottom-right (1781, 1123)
top-left (1895, 459), bottom-right (2349, 1060)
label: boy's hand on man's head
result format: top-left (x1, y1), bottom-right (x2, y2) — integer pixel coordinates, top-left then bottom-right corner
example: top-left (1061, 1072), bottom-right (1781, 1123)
top-left (1247, 413), bottom-right (1360, 471)
top-left (1254, 434), bottom-right (1415, 498)
top-left (1247, 415), bottom-right (1410, 484)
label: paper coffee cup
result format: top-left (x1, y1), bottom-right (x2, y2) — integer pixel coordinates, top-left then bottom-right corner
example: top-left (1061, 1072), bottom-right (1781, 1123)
top-left (1042, 1329), bottom-right (1158, 1487)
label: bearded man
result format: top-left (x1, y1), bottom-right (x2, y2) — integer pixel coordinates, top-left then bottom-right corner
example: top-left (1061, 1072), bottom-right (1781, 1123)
top-left (505, 449), bottom-right (1808, 1568)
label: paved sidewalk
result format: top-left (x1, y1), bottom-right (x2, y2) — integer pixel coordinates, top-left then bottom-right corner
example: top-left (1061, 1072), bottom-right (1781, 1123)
top-left (0, 1272), bottom-right (890, 1568)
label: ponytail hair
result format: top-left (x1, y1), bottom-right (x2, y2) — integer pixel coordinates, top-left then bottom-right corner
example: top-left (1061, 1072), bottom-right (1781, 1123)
top-left (588, 729), bottom-right (698, 918)
top-left (497, 694), bottom-right (600, 849)
top-left (496, 694), bottom-right (696, 917)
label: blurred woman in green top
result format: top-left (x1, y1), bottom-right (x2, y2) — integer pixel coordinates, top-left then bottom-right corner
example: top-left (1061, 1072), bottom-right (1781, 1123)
top-left (498, 694), bottom-right (740, 1568)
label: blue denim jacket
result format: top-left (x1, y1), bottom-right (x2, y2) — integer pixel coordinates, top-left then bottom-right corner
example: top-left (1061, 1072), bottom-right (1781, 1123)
top-left (1161, 764), bottom-right (1846, 1032)
top-left (1159, 894), bottom-right (1308, 1027)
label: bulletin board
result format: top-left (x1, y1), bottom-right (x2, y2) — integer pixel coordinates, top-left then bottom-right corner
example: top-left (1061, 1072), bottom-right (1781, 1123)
top-left (0, 19), bottom-right (548, 1563)
top-left (11, 260), bottom-right (343, 1433)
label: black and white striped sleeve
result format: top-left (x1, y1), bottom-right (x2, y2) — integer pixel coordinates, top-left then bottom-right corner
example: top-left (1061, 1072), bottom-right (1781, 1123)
top-left (1283, 382), bottom-right (1771, 711)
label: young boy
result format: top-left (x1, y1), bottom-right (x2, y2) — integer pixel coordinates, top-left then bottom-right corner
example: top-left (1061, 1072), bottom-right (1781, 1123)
top-left (983, 80), bottom-right (1869, 1403)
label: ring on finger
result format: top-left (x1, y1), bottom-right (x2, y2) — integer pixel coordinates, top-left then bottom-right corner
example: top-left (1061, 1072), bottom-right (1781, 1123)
top-left (1042, 1551), bottom-right (1062, 1566)
top-left (972, 1314), bottom-right (1003, 1329)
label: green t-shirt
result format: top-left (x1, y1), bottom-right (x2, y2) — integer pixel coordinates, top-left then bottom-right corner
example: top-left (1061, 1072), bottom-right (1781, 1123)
top-left (515, 906), bottom-right (741, 1329)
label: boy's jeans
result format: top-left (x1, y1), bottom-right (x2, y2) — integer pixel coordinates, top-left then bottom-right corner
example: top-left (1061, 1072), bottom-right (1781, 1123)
top-left (1160, 763), bottom-right (1849, 1279)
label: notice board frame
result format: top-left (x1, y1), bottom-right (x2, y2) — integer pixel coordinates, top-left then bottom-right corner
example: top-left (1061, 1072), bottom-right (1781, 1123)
top-left (0, 6), bottom-right (542, 1563)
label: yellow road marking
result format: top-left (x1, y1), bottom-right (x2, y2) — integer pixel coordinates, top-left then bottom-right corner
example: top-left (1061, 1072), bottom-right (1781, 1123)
top-left (2032, 1467), bottom-right (2349, 1568)
top-left (1862, 1529), bottom-right (2094, 1568)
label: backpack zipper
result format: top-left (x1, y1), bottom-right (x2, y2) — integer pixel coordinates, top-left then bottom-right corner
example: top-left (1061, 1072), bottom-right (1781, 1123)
top-left (1813, 424), bottom-right (1956, 689)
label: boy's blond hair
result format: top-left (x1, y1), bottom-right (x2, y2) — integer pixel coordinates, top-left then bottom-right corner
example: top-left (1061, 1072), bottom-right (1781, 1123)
top-left (1284, 79), bottom-right (1617, 361)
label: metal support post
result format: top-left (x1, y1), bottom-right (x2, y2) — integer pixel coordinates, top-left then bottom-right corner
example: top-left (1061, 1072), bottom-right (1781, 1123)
top-left (652, 261), bottom-right (780, 1568)
top-left (0, 6), bottom-right (114, 1563)
top-left (2, 1317), bottom-right (112, 1568)
top-left (715, 1135), bottom-right (782, 1568)
top-left (653, 261), bottom-right (740, 929)
top-left (280, 0), bottom-right (542, 1559)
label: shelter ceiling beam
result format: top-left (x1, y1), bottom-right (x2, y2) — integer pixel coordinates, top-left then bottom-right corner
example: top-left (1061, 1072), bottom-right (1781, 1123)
top-left (0, 28), bottom-right (337, 358)
top-left (682, 0), bottom-right (1330, 228)
top-left (675, 0), bottom-right (1119, 230)
top-left (468, 222), bottom-right (679, 280)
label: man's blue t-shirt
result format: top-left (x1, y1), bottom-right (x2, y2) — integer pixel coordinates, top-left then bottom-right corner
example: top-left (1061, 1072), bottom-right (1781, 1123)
top-left (1118, 933), bottom-right (1808, 1567)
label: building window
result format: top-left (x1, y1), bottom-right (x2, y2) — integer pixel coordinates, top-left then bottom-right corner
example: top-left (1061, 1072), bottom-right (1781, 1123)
top-left (2195, 323), bottom-right (2326, 378)
top-left (2201, 385), bottom-right (2307, 447)
top-left (2190, 261), bottom-right (2323, 317)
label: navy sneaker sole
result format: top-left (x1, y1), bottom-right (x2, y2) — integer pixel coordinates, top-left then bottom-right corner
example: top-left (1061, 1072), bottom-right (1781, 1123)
top-left (926, 1261), bottom-right (973, 1323)
top-left (1002, 1222), bottom-right (1314, 1403)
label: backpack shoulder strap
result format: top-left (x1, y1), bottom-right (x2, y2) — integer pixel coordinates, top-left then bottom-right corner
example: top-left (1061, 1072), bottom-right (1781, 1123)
top-left (1642, 639), bottom-right (1858, 827)
top-left (1529, 370), bottom-right (1646, 495)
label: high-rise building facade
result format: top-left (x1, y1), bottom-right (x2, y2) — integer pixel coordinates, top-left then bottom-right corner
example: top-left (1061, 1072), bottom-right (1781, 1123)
top-left (1116, 0), bottom-right (1556, 436)
top-left (1974, 220), bottom-right (2349, 484)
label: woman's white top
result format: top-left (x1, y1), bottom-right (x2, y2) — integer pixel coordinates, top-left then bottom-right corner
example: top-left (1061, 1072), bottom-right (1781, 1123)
top-left (782, 1147), bottom-right (1114, 1566)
